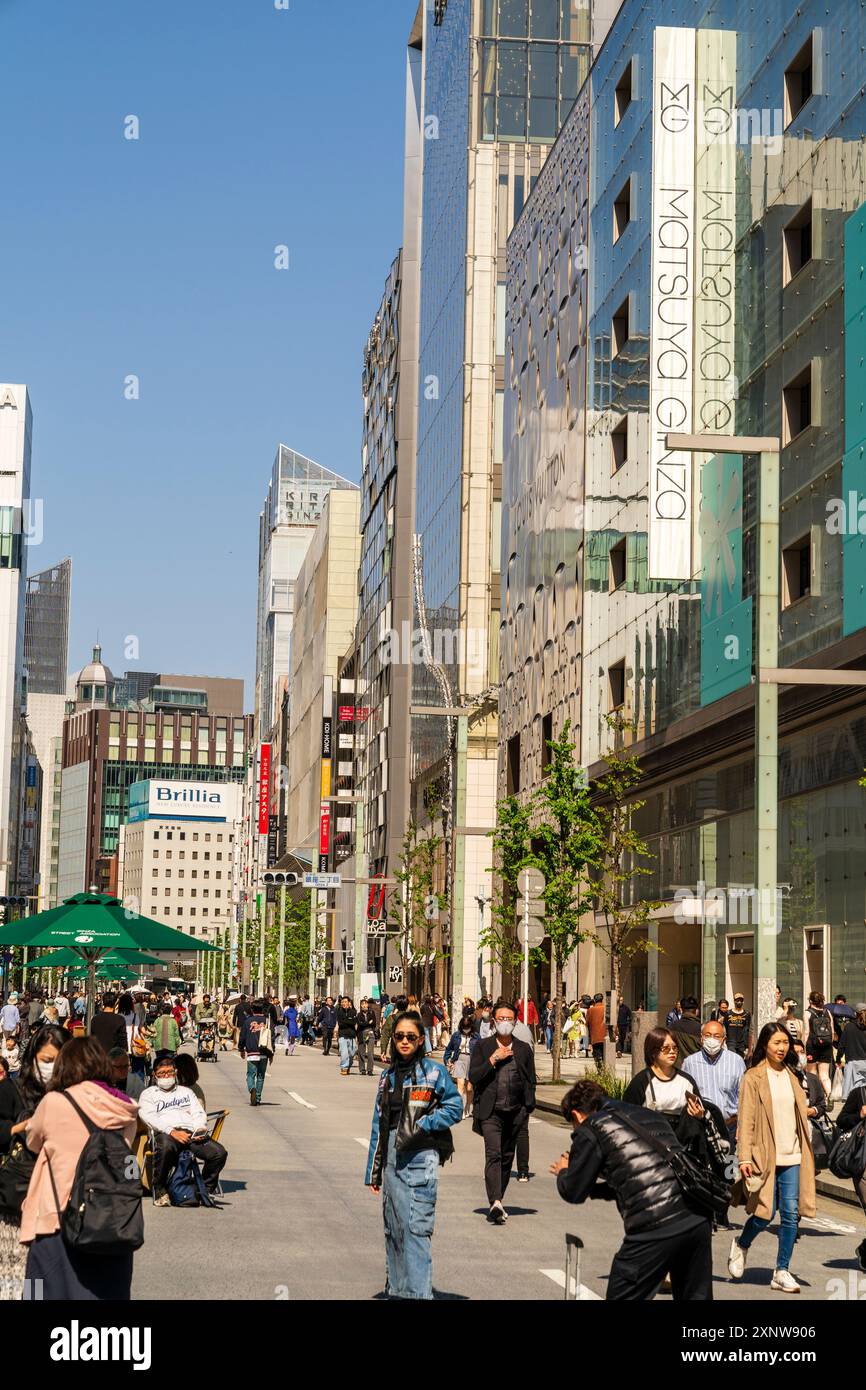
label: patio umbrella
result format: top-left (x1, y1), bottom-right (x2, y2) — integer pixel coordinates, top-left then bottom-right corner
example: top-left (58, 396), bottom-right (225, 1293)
top-left (25, 947), bottom-right (164, 970)
top-left (0, 892), bottom-right (220, 1027)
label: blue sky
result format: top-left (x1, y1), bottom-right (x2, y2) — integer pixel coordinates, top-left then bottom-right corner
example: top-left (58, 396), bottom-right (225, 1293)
top-left (0, 0), bottom-right (410, 702)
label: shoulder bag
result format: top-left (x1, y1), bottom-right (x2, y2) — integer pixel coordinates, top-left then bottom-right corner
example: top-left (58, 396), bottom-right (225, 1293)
top-left (616, 1104), bottom-right (731, 1218)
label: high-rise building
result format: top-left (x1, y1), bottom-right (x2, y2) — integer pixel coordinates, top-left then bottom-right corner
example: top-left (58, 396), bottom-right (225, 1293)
top-left (255, 446), bottom-right (357, 746)
top-left (24, 558), bottom-right (71, 697)
top-left (58, 651), bottom-right (252, 898)
top-left (408, 0), bottom-right (619, 1007)
top-left (503, 0), bottom-right (866, 1013)
top-left (0, 384), bottom-right (32, 898)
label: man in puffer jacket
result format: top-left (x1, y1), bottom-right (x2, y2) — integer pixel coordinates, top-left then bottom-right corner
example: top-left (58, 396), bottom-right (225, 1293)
top-left (551, 1078), bottom-right (713, 1301)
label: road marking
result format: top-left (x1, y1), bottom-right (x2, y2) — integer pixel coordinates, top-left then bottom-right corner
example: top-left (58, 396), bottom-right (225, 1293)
top-left (802, 1215), bottom-right (858, 1235)
top-left (529, 1119), bottom-right (543, 1126)
top-left (539, 1268), bottom-right (601, 1300)
top-left (288, 1091), bottom-right (316, 1110)
top-left (354, 1137), bottom-right (368, 1148)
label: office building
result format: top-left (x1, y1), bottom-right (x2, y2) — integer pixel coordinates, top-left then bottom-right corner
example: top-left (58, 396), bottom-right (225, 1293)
top-left (58, 650), bottom-right (252, 898)
top-left (0, 384), bottom-right (32, 898)
top-left (503, 0), bottom-right (866, 1012)
top-left (24, 558), bottom-right (71, 696)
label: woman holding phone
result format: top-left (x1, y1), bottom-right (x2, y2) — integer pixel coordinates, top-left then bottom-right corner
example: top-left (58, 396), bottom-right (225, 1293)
top-left (365, 1009), bottom-right (462, 1300)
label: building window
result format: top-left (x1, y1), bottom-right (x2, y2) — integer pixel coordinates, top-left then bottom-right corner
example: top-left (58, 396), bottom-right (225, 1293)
top-left (166, 832), bottom-right (173, 841)
top-left (540, 712), bottom-right (553, 775)
top-left (783, 199), bottom-right (813, 285)
top-left (612, 296), bottom-right (630, 358)
top-left (609, 538), bottom-right (627, 590)
top-left (784, 35), bottom-right (813, 127)
top-left (613, 177), bottom-right (631, 243)
top-left (614, 57), bottom-right (633, 125)
top-left (152, 887), bottom-right (157, 896)
top-left (507, 733), bottom-right (521, 795)
top-left (153, 832), bottom-right (159, 841)
top-left (782, 534), bottom-right (812, 606)
top-left (608, 660), bottom-right (626, 711)
top-left (611, 414), bottom-right (628, 472)
top-left (782, 363), bottom-right (813, 443)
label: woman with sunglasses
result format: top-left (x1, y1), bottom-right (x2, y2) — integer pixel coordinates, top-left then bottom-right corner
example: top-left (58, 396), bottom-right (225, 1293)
top-left (365, 1009), bottom-right (463, 1300)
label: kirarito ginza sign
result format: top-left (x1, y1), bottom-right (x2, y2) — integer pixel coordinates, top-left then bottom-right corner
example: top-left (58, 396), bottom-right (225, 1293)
top-left (258, 743), bottom-right (271, 835)
top-left (648, 26), bottom-right (696, 580)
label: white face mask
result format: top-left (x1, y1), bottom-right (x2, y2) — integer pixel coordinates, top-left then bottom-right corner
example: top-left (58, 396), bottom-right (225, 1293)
top-left (36, 1060), bottom-right (55, 1083)
top-left (495, 1020), bottom-right (515, 1037)
top-left (156, 1077), bottom-right (176, 1091)
top-left (702, 1037), bottom-right (724, 1057)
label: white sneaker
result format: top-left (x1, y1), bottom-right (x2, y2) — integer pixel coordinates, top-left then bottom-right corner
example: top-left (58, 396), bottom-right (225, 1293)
top-left (727, 1236), bottom-right (746, 1280)
top-left (770, 1269), bottom-right (800, 1293)
top-left (153, 1189), bottom-right (171, 1208)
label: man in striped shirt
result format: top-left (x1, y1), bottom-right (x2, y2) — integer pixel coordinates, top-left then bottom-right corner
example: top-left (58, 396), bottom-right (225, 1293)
top-left (681, 1019), bottom-right (745, 1145)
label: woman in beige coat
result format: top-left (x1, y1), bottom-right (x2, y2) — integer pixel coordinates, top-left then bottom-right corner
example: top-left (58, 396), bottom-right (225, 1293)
top-left (728, 1022), bottom-right (816, 1294)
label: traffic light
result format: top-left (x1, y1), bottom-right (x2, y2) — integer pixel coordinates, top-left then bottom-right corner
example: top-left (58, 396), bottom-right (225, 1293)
top-left (261, 872), bottom-right (299, 887)
top-left (0, 897), bottom-right (28, 907)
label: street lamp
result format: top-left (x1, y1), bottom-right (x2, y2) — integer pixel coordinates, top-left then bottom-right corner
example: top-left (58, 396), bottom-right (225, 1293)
top-left (666, 432), bottom-right (780, 1030)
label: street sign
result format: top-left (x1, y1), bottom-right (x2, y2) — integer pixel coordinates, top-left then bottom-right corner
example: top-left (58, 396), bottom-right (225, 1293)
top-left (388, 965), bottom-right (403, 983)
top-left (517, 919), bottom-right (546, 947)
top-left (366, 919), bottom-right (387, 936)
top-left (303, 872), bottom-right (342, 889)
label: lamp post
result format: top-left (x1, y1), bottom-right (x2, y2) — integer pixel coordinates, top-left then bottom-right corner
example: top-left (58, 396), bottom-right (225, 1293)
top-left (667, 433), bottom-right (780, 1031)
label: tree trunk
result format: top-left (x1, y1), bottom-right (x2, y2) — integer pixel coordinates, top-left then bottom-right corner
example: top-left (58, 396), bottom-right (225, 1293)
top-left (551, 954), bottom-right (562, 1084)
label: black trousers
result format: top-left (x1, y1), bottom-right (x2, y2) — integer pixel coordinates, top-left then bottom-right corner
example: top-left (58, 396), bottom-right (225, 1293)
top-left (516, 1117), bottom-right (530, 1176)
top-left (26, 1232), bottom-right (133, 1301)
top-left (606, 1220), bottom-right (713, 1301)
top-left (480, 1107), bottom-right (527, 1204)
top-left (321, 1028), bottom-right (334, 1055)
top-left (153, 1134), bottom-right (227, 1193)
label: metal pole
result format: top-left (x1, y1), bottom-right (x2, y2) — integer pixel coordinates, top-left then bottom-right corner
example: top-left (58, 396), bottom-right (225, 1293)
top-left (522, 876), bottom-right (530, 1024)
top-left (450, 714), bottom-right (468, 1029)
top-left (278, 884), bottom-right (286, 1002)
top-left (353, 799), bottom-right (366, 1001)
top-left (754, 449), bottom-right (780, 1032)
top-left (307, 888), bottom-right (317, 999)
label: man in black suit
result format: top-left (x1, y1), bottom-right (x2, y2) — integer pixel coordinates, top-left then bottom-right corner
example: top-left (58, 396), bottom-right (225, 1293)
top-left (468, 998), bottom-right (537, 1225)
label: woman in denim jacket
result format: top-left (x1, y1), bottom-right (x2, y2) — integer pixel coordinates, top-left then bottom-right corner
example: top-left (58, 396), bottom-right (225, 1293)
top-left (365, 1009), bottom-right (463, 1299)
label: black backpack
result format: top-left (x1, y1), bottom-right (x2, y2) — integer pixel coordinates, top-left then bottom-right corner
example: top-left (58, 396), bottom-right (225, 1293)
top-left (47, 1092), bottom-right (144, 1255)
top-left (808, 1009), bottom-right (833, 1047)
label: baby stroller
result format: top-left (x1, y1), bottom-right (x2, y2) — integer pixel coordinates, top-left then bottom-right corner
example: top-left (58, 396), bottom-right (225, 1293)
top-left (196, 1016), bottom-right (218, 1062)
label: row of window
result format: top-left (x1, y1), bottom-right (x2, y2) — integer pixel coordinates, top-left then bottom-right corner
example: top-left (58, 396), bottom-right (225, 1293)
top-left (151, 850), bottom-right (221, 861)
top-left (153, 830), bottom-right (229, 842)
top-left (151, 869), bottom-right (224, 879)
top-left (153, 888), bottom-right (221, 897)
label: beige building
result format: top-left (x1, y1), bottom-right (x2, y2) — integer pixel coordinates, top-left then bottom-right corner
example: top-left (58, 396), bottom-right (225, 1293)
top-left (26, 692), bottom-right (67, 909)
top-left (119, 790), bottom-right (241, 955)
top-left (285, 489), bottom-right (361, 872)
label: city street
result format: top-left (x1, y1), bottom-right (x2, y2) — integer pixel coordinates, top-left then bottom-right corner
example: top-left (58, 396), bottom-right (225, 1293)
top-left (131, 1044), bottom-right (866, 1302)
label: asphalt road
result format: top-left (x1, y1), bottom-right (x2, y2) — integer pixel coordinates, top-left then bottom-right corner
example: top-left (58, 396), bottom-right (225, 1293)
top-left (131, 1043), bottom-right (866, 1301)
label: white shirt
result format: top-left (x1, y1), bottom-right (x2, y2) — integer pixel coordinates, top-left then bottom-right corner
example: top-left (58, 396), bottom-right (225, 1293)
top-left (138, 1083), bottom-right (208, 1136)
top-left (53, 995), bottom-right (70, 1019)
top-left (644, 1070), bottom-right (695, 1114)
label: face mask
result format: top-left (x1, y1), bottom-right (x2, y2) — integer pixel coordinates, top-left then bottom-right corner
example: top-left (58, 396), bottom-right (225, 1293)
top-left (495, 1020), bottom-right (515, 1037)
top-left (702, 1037), bottom-right (723, 1057)
top-left (37, 1060), bottom-right (55, 1083)
top-left (156, 1077), bottom-right (175, 1091)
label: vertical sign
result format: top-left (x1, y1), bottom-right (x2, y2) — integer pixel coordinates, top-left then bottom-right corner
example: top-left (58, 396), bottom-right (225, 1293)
top-left (648, 27), bottom-right (697, 580)
top-left (692, 29), bottom-right (738, 569)
top-left (258, 743), bottom-right (271, 835)
top-left (319, 714), bottom-right (332, 871)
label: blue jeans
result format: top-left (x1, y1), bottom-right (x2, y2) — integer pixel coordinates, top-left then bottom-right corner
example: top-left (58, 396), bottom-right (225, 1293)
top-left (246, 1056), bottom-right (268, 1101)
top-left (545, 1026), bottom-right (553, 1051)
top-left (339, 1037), bottom-right (357, 1072)
top-left (738, 1163), bottom-right (801, 1271)
top-left (381, 1132), bottom-right (439, 1299)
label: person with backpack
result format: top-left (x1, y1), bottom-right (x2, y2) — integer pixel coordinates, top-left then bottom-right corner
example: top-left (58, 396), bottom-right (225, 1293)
top-left (834, 1077), bottom-right (866, 1271)
top-left (805, 991), bottom-right (835, 1099)
top-left (19, 1037), bottom-right (140, 1300)
top-left (138, 1056), bottom-right (226, 1205)
top-left (151, 1002), bottom-right (182, 1061)
top-left (238, 999), bottom-right (273, 1105)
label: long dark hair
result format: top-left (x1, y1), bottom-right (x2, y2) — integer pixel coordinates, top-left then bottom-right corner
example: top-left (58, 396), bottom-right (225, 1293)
top-left (750, 1021), bottom-right (797, 1070)
top-left (388, 1010), bottom-right (426, 1067)
top-left (17, 1025), bottom-right (69, 1114)
top-left (50, 1037), bottom-right (113, 1091)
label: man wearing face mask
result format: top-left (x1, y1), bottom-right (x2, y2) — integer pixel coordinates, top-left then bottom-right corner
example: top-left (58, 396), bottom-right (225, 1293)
top-left (469, 999), bottom-right (537, 1224)
top-left (681, 1018), bottom-right (745, 1147)
top-left (138, 1056), bottom-right (227, 1205)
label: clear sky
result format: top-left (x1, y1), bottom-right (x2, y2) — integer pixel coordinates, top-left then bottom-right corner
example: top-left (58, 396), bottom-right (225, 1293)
top-left (0, 0), bottom-right (411, 703)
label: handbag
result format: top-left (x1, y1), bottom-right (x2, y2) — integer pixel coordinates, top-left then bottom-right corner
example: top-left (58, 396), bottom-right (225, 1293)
top-left (828, 1119), bottom-right (866, 1181)
top-left (0, 1138), bottom-right (36, 1220)
top-left (616, 1105), bottom-right (731, 1218)
top-left (167, 1148), bottom-right (215, 1208)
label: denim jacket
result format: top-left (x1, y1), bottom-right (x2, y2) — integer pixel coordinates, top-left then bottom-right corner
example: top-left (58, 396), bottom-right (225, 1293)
top-left (365, 1056), bottom-right (463, 1186)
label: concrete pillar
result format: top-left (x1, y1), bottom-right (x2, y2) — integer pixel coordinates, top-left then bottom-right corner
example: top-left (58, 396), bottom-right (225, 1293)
top-left (754, 450), bottom-right (780, 1031)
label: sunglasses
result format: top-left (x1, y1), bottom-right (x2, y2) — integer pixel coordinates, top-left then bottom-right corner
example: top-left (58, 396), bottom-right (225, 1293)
top-left (393, 1031), bottom-right (421, 1042)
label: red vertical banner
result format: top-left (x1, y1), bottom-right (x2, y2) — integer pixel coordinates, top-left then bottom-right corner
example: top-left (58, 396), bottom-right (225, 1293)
top-left (258, 743), bottom-right (271, 834)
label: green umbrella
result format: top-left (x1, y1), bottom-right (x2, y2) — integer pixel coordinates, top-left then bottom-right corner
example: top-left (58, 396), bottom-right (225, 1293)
top-left (69, 964), bottom-right (140, 983)
top-left (25, 947), bottom-right (165, 970)
top-left (0, 892), bottom-right (219, 1027)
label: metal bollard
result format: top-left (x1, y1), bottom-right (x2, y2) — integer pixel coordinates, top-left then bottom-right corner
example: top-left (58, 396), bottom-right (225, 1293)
top-left (564, 1232), bottom-right (584, 1300)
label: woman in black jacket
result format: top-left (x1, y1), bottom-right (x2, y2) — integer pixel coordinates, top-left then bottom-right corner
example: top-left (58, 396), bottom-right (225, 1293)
top-left (0, 1025), bottom-right (67, 1301)
top-left (356, 1001), bottom-right (377, 1077)
top-left (838, 1006), bottom-right (866, 1098)
top-left (623, 1027), bottom-right (706, 1138)
top-left (336, 998), bottom-right (358, 1076)
top-left (835, 1080), bottom-right (866, 1269)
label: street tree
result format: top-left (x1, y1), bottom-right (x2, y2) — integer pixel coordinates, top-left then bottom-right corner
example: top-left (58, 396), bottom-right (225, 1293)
top-left (389, 810), bottom-right (447, 997)
top-left (588, 712), bottom-right (661, 997)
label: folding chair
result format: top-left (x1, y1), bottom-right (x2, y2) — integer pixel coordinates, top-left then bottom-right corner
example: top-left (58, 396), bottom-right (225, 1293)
top-left (206, 1110), bottom-right (230, 1196)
